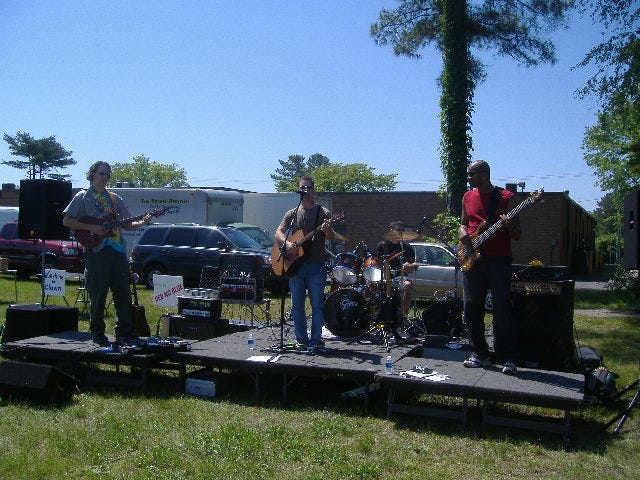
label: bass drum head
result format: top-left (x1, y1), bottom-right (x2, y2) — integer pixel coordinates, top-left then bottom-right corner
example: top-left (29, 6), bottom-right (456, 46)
top-left (324, 288), bottom-right (370, 339)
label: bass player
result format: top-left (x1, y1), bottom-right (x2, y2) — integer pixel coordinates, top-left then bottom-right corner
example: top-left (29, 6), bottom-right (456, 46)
top-left (62, 161), bottom-right (151, 346)
top-left (459, 160), bottom-right (521, 375)
top-left (274, 176), bottom-right (334, 352)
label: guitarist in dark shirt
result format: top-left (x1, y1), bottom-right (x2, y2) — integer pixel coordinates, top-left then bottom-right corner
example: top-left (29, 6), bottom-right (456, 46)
top-left (274, 176), bottom-right (334, 351)
top-left (62, 161), bottom-right (151, 346)
top-left (459, 160), bottom-right (521, 375)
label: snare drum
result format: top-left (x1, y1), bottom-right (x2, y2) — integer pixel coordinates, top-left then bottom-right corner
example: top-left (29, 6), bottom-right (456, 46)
top-left (331, 252), bottom-right (361, 287)
top-left (362, 254), bottom-right (382, 283)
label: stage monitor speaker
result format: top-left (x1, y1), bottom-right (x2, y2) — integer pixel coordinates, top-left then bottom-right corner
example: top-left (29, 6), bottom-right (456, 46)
top-left (623, 190), bottom-right (640, 270)
top-left (1, 304), bottom-right (79, 343)
top-left (512, 280), bottom-right (578, 372)
top-left (0, 361), bottom-right (77, 403)
top-left (18, 179), bottom-right (71, 240)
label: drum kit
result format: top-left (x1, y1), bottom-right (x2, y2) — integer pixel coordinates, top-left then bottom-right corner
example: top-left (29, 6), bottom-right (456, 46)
top-left (324, 230), bottom-right (419, 350)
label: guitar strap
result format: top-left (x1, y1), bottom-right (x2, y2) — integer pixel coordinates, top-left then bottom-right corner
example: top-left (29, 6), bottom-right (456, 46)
top-left (106, 190), bottom-right (121, 236)
top-left (485, 187), bottom-right (502, 224)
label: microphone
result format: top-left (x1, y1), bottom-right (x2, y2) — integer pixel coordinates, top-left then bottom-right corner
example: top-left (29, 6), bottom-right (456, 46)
top-left (296, 188), bottom-right (308, 195)
top-left (416, 216), bottom-right (426, 234)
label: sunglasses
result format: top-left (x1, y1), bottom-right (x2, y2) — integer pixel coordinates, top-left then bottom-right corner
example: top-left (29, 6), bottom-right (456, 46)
top-left (467, 170), bottom-right (486, 177)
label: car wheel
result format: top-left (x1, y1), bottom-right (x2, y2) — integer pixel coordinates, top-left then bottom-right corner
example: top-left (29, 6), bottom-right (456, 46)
top-left (143, 263), bottom-right (166, 289)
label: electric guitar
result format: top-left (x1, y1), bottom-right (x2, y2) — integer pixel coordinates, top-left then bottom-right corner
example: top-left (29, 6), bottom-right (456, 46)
top-left (271, 212), bottom-right (345, 277)
top-left (75, 206), bottom-right (176, 249)
top-left (457, 189), bottom-right (543, 272)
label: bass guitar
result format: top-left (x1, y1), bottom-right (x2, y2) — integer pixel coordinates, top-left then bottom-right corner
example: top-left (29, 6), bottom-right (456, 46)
top-left (75, 206), bottom-right (176, 249)
top-left (271, 212), bottom-right (345, 277)
top-left (130, 271), bottom-right (151, 337)
top-left (457, 189), bottom-right (543, 272)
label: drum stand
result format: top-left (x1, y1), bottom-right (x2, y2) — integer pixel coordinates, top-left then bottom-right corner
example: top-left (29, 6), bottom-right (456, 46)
top-left (348, 256), bottom-right (405, 352)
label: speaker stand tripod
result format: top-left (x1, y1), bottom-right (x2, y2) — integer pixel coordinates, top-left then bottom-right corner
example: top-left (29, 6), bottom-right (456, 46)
top-left (603, 371), bottom-right (640, 433)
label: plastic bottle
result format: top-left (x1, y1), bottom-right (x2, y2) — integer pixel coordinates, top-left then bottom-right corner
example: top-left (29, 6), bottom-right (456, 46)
top-left (385, 355), bottom-right (393, 374)
top-left (248, 333), bottom-right (255, 350)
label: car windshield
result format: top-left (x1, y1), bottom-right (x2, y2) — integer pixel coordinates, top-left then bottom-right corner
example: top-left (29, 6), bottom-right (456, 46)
top-left (221, 227), bottom-right (264, 249)
top-left (239, 227), bottom-right (273, 248)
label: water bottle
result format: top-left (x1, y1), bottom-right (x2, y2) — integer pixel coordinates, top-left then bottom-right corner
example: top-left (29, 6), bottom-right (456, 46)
top-left (385, 355), bottom-right (393, 374)
top-left (247, 333), bottom-right (255, 350)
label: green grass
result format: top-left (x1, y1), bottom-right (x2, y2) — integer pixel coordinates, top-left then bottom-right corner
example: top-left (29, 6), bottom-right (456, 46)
top-left (1, 277), bottom-right (640, 479)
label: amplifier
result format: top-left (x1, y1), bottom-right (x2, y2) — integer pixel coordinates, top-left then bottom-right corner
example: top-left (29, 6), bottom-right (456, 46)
top-left (177, 295), bottom-right (222, 319)
top-left (512, 264), bottom-right (567, 281)
top-left (163, 314), bottom-right (229, 340)
top-left (219, 276), bottom-right (263, 302)
top-left (511, 280), bottom-right (562, 295)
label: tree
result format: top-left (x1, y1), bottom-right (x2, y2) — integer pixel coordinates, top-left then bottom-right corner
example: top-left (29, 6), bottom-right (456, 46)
top-left (110, 155), bottom-right (189, 188)
top-left (578, 0), bottom-right (640, 215)
top-left (312, 163), bottom-right (396, 192)
top-left (371, 0), bottom-right (573, 215)
top-left (2, 131), bottom-right (75, 180)
top-left (271, 153), bottom-right (331, 192)
top-left (271, 153), bottom-right (396, 192)
top-left (591, 192), bottom-right (621, 262)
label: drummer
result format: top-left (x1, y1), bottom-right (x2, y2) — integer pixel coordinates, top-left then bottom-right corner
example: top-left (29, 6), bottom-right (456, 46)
top-left (374, 221), bottom-right (418, 319)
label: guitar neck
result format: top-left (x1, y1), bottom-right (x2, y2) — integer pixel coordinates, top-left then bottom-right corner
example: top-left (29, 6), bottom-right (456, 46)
top-left (472, 198), bottom-right (531, 248)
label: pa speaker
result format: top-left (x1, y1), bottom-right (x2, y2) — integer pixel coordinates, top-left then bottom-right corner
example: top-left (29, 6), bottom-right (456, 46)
top-left (1, 304), bottom-right (79, 343)
top-left (623, 190), bottom-right (640, 270)
top-left (0, 361), bottom-right (77, 403)
top-left (512, 280), bottom-right (578, 372)
top-left (18, 179), bottom-right (71, 240)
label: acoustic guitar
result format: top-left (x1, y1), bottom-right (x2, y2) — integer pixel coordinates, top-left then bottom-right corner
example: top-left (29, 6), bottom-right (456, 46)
top-left (271, 212), bottom-right (345, 277)
top-left (457, 189), bottom-right (543, 272)
top-left (75, 206), bottom-right (175, 249)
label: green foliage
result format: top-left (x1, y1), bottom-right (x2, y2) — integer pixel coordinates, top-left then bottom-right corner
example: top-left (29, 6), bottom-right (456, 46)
top-left (371, 1), bottom-right (573, 215)
top-left (271, 154), bottom-right (330, 192)
top-left (110, 155), bottom-right (189, 188)
top-left (2, 131), bottom-right (75, 180)
top-left (313, 163), bottom-right (396, 192)
top-left (271, 154), bottom-right (396, 192)
top-left (582, 102), bottom-right (640, 212)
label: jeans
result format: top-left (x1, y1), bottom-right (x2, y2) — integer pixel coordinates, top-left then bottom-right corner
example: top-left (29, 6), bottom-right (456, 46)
top-left (462, 257), bottom-right (517, 363)
top-left (85, 247), bottom-right (134, 339)
top-left (288, 261), bottom-right (327, 345)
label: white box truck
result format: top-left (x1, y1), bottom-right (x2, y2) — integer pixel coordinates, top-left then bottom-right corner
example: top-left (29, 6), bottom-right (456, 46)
top-left (110, 188), bottom-right (243, 251)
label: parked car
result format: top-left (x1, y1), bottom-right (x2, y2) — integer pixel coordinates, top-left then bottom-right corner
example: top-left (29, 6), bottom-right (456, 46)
top-left (222, 222), bottom-right (273, 249)
top-left (0, 221), bottom-right (84, 277)
top-left (408, 241), bottom-right (464, 300)
top-left (130, 224), bottom-right (277, 291)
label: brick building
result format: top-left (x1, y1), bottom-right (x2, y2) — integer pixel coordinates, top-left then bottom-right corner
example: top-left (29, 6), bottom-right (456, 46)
top-left (323, 190), bottom-right (597, 272)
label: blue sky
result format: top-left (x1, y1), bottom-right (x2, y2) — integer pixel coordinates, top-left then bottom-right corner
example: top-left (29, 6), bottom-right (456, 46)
top-left (1, 1), bottom-right (605, 211)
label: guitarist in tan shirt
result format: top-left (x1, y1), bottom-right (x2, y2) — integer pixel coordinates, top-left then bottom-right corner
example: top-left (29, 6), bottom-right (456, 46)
top-left (274, 176), bottom-right (334, 351)
top-left (459, 160), bottom-right (521, 375)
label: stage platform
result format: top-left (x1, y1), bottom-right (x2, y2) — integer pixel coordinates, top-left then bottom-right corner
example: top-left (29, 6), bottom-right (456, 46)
top-left (1, 327), bottom-right (586, 438)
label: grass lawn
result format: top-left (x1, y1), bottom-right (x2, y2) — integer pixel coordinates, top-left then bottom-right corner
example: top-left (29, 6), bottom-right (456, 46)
top-left (0, 276), bottom-right (639, 479)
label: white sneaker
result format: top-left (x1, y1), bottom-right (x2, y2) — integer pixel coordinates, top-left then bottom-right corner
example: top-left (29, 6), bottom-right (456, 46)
top-left (463, 356), bottom-right (491, 368)
top-left (502, 362), bottom-right (517, 375)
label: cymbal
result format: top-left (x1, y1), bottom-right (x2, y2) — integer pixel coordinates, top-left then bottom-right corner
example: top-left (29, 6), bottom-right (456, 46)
top-left (383, 230), bottom-right (419, 243)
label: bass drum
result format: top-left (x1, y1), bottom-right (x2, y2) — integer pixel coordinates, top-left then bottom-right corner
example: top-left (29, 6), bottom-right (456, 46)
top-left (324, 288), bottom-right (371, 339)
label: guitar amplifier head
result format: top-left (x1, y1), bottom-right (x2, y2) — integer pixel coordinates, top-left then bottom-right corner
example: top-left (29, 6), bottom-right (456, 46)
top-left (218, 253), bottom-right (264, 281)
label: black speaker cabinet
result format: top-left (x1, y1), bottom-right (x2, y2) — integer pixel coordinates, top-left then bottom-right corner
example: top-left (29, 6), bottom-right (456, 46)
top-left (167, 314), bottom-right (229, 340)
top-left (18, 179), bottom-right (72, 240)
top-left (0, 361), bottom-right (77, 403)
top-left (1, 304), bottom-right (79, 343)
top-left (512, 280), bottom-right (579, 372)
top-left (623, 190), bottom-right (640, 270)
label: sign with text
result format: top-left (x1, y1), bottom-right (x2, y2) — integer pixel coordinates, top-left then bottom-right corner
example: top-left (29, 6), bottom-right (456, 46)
top-left (153, 275), bottom-right (184, 306)
top-left (43, 269), bottom-right (66, 297)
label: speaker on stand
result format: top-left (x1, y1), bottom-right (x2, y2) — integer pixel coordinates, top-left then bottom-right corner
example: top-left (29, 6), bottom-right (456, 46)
top-left (18, 179), bottom-right (73, 305)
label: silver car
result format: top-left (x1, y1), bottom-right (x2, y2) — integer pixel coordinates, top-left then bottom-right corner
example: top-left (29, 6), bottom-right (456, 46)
top-left (407, 242), bottom-right (464, 300)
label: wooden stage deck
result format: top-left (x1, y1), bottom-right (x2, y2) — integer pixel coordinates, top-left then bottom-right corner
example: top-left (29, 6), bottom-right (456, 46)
top-left (1, 326), bottom-right (586, 439)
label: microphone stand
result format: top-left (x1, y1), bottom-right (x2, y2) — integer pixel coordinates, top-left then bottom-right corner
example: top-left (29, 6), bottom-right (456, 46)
top-left (271, 192), bottom-right (305, 352)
